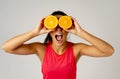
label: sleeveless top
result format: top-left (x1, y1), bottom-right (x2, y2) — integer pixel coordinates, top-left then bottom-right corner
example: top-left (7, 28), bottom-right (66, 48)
top-left (42, 42), bottom-right (76, 79)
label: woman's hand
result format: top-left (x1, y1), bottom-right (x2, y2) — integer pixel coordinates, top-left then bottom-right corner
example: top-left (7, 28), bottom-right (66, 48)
top-left (32, 17), bottom-right (52, 36)
top-left (65, 17), bottom-right (83, 37)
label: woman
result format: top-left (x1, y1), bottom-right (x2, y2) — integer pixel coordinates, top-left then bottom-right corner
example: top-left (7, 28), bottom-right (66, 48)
top-left (2, 11), bottom-right (114, 79)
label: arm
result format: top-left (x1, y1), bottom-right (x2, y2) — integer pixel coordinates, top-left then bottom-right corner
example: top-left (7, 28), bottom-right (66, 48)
top-left (67, 17), bottom-right (114, 57)
top-left (2, 18), bottom-right (51, 55)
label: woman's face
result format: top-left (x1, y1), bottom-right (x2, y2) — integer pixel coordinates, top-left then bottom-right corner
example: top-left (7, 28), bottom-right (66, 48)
top-left (50, 15), bottom-right (68, 45)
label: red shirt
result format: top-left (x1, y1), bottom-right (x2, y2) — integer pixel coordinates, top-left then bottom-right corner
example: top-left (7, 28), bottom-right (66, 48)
top-left (42, 42), bottom-right (76, 79)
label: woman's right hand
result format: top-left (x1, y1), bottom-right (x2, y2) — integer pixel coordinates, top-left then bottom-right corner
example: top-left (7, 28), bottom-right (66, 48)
top-left (32, 17), bottom-right (52, 36)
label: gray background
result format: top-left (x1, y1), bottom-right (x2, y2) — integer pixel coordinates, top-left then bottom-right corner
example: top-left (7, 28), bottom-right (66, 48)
top-left (0, 0), bottom-right (120, 79)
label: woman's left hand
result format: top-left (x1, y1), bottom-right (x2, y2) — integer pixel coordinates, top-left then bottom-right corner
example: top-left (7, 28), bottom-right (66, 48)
top-left (64, 16), bottom-right (83, 37)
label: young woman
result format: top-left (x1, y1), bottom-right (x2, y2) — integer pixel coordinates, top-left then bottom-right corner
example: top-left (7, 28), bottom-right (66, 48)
top-left (2, 11), bottom-right (114, 79)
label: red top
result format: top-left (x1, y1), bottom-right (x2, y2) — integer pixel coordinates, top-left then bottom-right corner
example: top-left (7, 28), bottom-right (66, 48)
top-left (42, 42), bottom-right (76, 79)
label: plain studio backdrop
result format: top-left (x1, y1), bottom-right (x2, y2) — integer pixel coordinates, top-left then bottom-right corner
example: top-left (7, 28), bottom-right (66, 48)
top-left (0, 0), bottom-right (120, 79)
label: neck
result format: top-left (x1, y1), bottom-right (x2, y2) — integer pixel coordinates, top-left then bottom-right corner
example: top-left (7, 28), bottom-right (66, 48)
top-left (52, 41), bottom-right (68, 55)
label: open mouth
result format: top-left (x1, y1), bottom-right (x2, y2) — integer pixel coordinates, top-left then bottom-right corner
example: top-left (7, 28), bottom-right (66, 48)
top-left (55, 34), bottom-right (63, 41)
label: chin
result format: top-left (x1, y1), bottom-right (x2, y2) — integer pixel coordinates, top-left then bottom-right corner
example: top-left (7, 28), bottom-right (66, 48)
top-left (55, 40), bottom-right (67, 46)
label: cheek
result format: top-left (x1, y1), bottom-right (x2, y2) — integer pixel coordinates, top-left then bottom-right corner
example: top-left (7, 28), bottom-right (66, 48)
top-left (63, 33), bottom-right (68, 39)
top-left (63, 31), bottom-right (68, 35)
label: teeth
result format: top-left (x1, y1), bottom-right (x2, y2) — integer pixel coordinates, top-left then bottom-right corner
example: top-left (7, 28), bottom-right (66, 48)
top-left (56, 34), bottom-right (62, 35)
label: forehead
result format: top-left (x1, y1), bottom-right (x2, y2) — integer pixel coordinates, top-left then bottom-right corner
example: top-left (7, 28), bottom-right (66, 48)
top-left (54, 15), bottom-right (63, 18)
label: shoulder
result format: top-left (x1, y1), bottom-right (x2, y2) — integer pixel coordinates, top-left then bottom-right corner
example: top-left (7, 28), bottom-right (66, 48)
top-left (29, 42), bottom-right (45, 48)
top-left (31, 42), bottom-right (47, 61)
top-left (31, 42), bottom-right (46, 50)
top-left (73, 42), bottom-right (89, 52)
top-left (28, 42), bottom-right (47, 54)
top-left (72, 42), bottom-right (88, 62)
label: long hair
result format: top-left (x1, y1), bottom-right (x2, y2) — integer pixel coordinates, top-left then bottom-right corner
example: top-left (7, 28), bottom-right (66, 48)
top-left (44, 10), bottom-right (67, 44)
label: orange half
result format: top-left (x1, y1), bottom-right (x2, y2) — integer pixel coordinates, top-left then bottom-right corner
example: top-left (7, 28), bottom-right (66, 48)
top-left (44, 15), bottom-right (58, 29)
top-left (59, 16), bottom-right (72, 29)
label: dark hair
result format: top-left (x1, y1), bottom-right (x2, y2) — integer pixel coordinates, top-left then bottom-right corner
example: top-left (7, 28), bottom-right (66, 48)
top-left (44, 10), bottom-right (67, 44)
top-left (51, 10), bottom-right (67, 16)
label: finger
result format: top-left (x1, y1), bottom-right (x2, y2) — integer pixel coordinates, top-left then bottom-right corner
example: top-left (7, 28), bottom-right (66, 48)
top-left (64, 29), bottom-right (73, 33)
top-left (43, 27), bottom-right (52, 33)
top-left (46, 30), bottom-right (52, 33)
top-left (40, 17), bottom-right (45, 29)
top-left (71, 17), bottom-right (82, 31)
top-left (64, 29), bottom-right (69, 32)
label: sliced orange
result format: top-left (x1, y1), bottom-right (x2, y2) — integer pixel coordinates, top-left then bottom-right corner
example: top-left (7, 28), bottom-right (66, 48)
top-left (59, 16), bottom-right (72, 29)
top-left (44, 15), bottom-right (58, 29)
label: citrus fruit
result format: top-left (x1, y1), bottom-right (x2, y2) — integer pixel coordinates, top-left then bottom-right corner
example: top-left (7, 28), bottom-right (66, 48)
top-left (44, 15), bottom-right (58, 29)
top-left (59, 16), bottom-right (72, 29)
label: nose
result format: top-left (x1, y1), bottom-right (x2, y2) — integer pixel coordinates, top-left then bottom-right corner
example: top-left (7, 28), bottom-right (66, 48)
top-left (55, 25), bottom-right (63, 31)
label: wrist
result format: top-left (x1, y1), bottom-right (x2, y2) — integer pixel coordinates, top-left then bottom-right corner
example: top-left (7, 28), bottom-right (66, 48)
top-left (76, 29), bottom-right (85, 38)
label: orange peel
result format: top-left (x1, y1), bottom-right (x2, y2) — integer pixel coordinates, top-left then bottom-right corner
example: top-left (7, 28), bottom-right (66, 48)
top-left (44, 15), bottom-right (58, 29)
top-left (59, 16), bottom-right (72, 29)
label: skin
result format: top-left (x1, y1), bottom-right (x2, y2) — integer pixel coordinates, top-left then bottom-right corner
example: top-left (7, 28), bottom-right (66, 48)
top-left (2, 15), bottom-right (114, 63)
